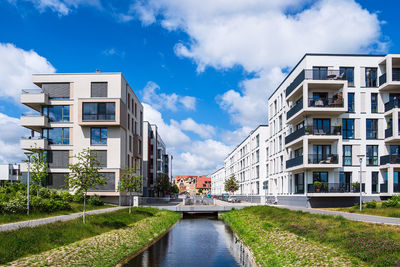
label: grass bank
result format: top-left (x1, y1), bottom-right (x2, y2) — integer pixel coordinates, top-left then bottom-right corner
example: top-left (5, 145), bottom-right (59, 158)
top-left (0, 203), bottom-right (114, 225)
top-left (1, 207), bottom-right (180, 266)
top-left (326, 202), bottom-right (400, 218)
top-left (222, 206), bottom-right (400, 266)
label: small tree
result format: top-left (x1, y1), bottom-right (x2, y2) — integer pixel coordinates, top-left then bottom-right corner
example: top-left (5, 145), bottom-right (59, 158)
top-left (66, 149), bottom-right (107, 223)
top-left (30, 148), bottom-right (48, 197)
top-left (170, 184), bottom-right (179, 194)
top-left (198, 188), bottom-right (203, 194)
top-left (155, 173), bottom-right (170, 197)
top-left (118, 166), bottom-right (143, 213)
top-left (224, 174), bottom-right (239, 194)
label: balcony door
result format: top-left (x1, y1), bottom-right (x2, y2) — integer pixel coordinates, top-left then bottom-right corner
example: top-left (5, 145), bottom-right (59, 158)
top-left (313, 145), bottom-right (331, 162)
top-left (313, 118), bottom-right (330, 134)
top-left (394, 172), bottom-right (400, 192)
top-left (313, 67), bottom-right (328, 80)
top-left (339, 172), bottom-right (351, 192)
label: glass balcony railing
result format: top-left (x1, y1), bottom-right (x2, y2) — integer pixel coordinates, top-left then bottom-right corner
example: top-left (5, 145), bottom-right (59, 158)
top-left (286, 101), bottom-right (303, 120)
top-left (380, 154), bottom-right (400, 165)
top-left (308, 154), bottom-right (338, 164)
top-left (379, 73), bottom-right (387, 86)
top-left (307, 183), bottom-right (365, 193)
top-left (285, 127), bottom-right (305, 144)
top-left (308, 97), bottom-right (344, 108)
top-left (384, 99), bottom-right (400, 112)
top-left (385, 128), bottom-right (393, 138)
top-left (380, 183), bottom-right (388, 193)
top-left (286, 155), bottom-right (303, 169)
top-left (306, 126), bottom-right (342, 135)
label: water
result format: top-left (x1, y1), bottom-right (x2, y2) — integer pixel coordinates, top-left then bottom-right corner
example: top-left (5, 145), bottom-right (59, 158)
top-left (124, 216), bottom-right (251, 267)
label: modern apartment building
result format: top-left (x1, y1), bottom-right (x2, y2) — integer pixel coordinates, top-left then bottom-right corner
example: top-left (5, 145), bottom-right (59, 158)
top-left (0, 164), bottom-right (20, 186)
top-left (142, 121), bottom-right (169, 196)
top-left (224, 125), bottom-right (269, 200)
top-left (269, 53), bottom-right (400, 207)
top-left (20, 73), bottom-right (143, 202)
top-left (210, 167), bottom-right (225, 195)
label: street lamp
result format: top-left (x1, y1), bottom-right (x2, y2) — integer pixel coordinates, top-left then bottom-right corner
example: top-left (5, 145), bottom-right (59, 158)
top-left (357, 153), bottom-right (365, 211)
top-left (24, 152), bottom-right (33, 215)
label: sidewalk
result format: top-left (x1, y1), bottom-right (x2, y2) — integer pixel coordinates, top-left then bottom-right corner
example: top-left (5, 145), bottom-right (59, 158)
top-left (0, 206), bottom-right (124, 232)
top-left (274, 205), bottom-right (400, 226)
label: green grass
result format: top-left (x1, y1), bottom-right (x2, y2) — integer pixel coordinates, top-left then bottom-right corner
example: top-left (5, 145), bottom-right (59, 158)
top-left (222, 206), bottom-right (400, 267)
top-left (0, 202), bottom-right (114, 224)
top-left (0, 207), bottom-right (173, 264)
top-left (326, 202), bottom-right (400, 218)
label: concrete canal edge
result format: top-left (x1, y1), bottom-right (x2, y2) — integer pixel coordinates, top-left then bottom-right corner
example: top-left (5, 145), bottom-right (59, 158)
top-left (115, 213), bottom-right (182, 267)
top-left (228, 227), bottom-right (259, 267)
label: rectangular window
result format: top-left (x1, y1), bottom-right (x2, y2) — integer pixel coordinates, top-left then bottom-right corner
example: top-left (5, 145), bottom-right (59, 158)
top-left (365, 68), bottom-right (377, 87)
top-left (371, 93), bottom-right (378, 113)
top-left (91, 82), bottom-right (108, 97)
top-left (42, 83), bottom-right (70, 99)
top-left (366, 145), bottom-right (378, 166)
top-left (294, 173), bottom-right (304, 194)
top-left (91, 150), bottom-right (107, 167)
top-left (313, 172), bottom-right (328, 183)
top-left (366, 119), bottom-right (378, 139)
top-left (342, 119), bottom-right (355, 139)
top-left (343, 145), bottom-right (352, 166)
top-left (312, 66), bottom-right (328, 80)
top-left (312, 145), bottom-right (331, 163)
top-left (46, 150), bottom-right (69, 168)
top-left (82, 102), bottom-right (115, 121)
top-left (372, 172), bottom-right (378, 193)
top-left (43, 105), bottom-right (70, 122)
top-left (348, 93), bottom-right (355, 113)
top-left (339, 67), bottom-right (354, 86)
top-left (43, 128), bottom-right (69, 145)
top-left (91, 128), bottom-right (107, 145)
top-left (313, 118), bottom-right (330, 134)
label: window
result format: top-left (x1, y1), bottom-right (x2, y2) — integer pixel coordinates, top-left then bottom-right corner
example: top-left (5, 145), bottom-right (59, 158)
top-left (43, 128), bottom-right (69, 145)
top-left (91, 128), bottom-right (107, 145)
top-left (91, 82), bottom-right (108, 97)
top-left (312, 145), bottom-right (331, 163)
top-left (313, 66), bottom-right (328, 80)
top-left (365, 68), bottom-right (377, 87)
top-left (339, 67), bottom-right (354, 86)
top-left (313, 172), bottom-right (328, 183)
top-left (313, 118), bottom-right (330, 133)
top-left (343, 145), bottom-right (352, 166)
top-left (45, 150), bottom-right (69, 168)
top-left (294, 173), bottom-right (304, 194)
top-left (366, 145), bottom-right (378, 166)
top-left (371, 172), bottom-right (378, 193)
top-left (82, 102), bottom-right (115, 121)
top-left (366, 119), bottom-right (378, 139)
top-left (390, 145), bottom-right (400, 155)
top-left (342, 119), bottom-right (354, 139)
top-left (43, 105), bottom-right (70, 122)
top-left (42, 83), bottom-right (70, 99)
top-left (348, 93), bottom-right (355, 113)
top-left (279, 115), bottom-right (282, 130)
top-left (255, 134), bottom-right (259, 147)
top-left (371, 93), bottom-right (378, 113)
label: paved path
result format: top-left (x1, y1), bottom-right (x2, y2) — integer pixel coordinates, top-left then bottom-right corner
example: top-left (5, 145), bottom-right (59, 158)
top-left (0, 206), bottom-right (124, 232)
top-left (275, 205), bottom-right (400, 226)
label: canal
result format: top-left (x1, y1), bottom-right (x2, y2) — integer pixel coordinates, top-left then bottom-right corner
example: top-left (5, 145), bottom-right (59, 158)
top-left (123, 215), bottom-right (252, 267)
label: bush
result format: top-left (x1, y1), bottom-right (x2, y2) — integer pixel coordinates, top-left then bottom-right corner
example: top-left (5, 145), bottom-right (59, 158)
top-left (382, 197), bottom-right (400, 208)
top-left (38, 187), bottom-right (51, 199)
top-left (50, 189), bottom-right (61, 200)
top-left (31, 196), bottom-right (71, 213)
top-left (60, 190), bottom-right (73, 202)
top-left (2, 197), bottom-right (26, 214)
top-left (72, 191), bottom-right (85, 203)
top-left (88, 195), bottom-right (104, 206)
top-left (366, 200), bottom-right (377, 208)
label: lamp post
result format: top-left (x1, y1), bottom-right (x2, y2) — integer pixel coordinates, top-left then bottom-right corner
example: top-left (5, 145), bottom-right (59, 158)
top-left (24, 152), bottom-right (33, 215)
top-left (357, 153), bottom-right (365, 211)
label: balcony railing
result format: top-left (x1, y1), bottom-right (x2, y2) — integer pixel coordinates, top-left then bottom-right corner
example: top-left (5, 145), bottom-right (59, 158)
top-left (380, 154), bottom-right (400, 165)
top-left (308, 97), bottom-right (344, 108)
top-left (285, 127), bottom-right (305, 144)
top-left (308, 154), bottom-right (338, 164)
top-left (287, 101), bottom-right (303, 120)
top-left (384, 99), bottom-right (400, 112)
top-left (307, 183), bottom-right (365, 193)
top-left (307, 126), bottom-right (342, 135)
top-left (21, 89), bottom-right (45, 94)
top-left (385, 128), bottom-right (393, 138)
top-left (380, 183), bottom-right (388, 193)
top-left (379, 73), bottom-right (387, 86)
top-left (286, 155), bottom-right (303, 169)
top-left (286, 70), bottom-right (305, 97)
top-left (393, 70), bottom-right (400, 81)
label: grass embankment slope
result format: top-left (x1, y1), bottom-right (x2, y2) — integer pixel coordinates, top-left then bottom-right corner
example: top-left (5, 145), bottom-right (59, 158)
top-left (0, 203), bottom-right (114, 225)
top-left (326, 202), bottom-right (400, 218)
top-left (222, 206), bottom-right (400, 266)
top-left (1, 207), bottom-right (180, 266)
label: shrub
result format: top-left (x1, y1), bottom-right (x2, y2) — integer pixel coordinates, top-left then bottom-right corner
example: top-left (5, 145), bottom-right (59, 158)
top-left (365, 200), bottom-right (377, 209)
top-left (382, 197), bottom-right (400, 208)
top-left (50, 189), bottom-right (61, 200)
top-left (72, 191), bottom-right (85, 203)
top-left (2, 197), bottom-right (26, 214)
top-left (88, 194), bottom-right (104, 206)
top-left (31, 196), bottom-right (71, 213)
top-left (60, 190), bottom-right (73, 202)
top-left (38, 187), bottom-right (51, 199)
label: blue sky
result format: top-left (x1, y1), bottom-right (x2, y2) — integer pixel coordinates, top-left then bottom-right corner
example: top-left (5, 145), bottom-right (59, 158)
top-left (0, 0), bottom-right (398, 174)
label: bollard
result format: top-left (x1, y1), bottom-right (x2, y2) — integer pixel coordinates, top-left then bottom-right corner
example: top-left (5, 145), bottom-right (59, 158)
top-left (183, 198), bottom-right (186, 206)
top-left (134, 196), bottom-right (139, 207)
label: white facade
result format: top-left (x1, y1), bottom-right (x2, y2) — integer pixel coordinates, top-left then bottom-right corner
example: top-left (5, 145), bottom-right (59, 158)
top-left (0, 164), bottom-right (20, 182)
top-left (224, 125), bottom-right (269, 196)
top-left (210, 167), bottom-right (225, 195)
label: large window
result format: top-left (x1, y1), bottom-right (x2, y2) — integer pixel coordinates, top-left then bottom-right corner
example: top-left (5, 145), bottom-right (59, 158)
top-left (372, 172), bottom-right (378, 193)
top-left (313, 172), bottom-right (328, 183)
top-left (342, 119), bottom-right (355, 139)
top-left (348, 93), bottom-right (355, 112)
top-left (313, 118), bottom-right (330, 133)
top-left (365, 68), bottom-right (377, 87)
top-left (294, 173), bottom-right (304, 194)
top-left (366, 119), bottom-right (378, 139)
top-left (82, 102), bottom-right (115, 121)
top-left (43, 128), bottom-right (69, 145)
top-left (371, 93), bottom-right (378, 113)
top-left (313, 67), bottom-right (328, 80)
top-left (311, 145), bottom-right (331, 163)
top-left (339, 67), bottom-right (354, 86)
top-left (366, 145), bottom-right (378, 166)
top-left (91, 82), bottom-right (108, 97)
top-left (42, 105), bottom-right (69, 122)
top-left (343, 145), bottom-right (352, 166)
top-left (91, 128), bottom-right (107, 145)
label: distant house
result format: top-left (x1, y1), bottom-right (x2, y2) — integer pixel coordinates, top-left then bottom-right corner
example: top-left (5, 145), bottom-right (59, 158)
top-left (196, 175), bottom-right (211, 194)
top-left (0, 164), bottom-right (20, 186)
top-left (175, 175), bottom-right (198, 195)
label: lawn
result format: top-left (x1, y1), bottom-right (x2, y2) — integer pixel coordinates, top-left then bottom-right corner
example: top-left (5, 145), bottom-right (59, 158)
top-left (0, 207), bottom-right (180, 265)
top-left (222, 206), bottom-right (400, 267)
top-left (325, 202), bottom-right (400, 218)
top-left (0, 202), bottom-right (114, 224)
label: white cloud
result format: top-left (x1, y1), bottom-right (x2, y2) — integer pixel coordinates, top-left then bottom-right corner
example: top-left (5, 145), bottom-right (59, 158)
top-left (135, 0), bottom-right (385, 127)
top-left (0, 113), bottom-right (29, 164)
top-left (177, 118), bottom-right (215, 138)
top-left (0, 43), bottom-right (55, 103)
top-left (142, 81), bottom-right (196, 111)
top-left (102, 48), bottom-right (126, 58)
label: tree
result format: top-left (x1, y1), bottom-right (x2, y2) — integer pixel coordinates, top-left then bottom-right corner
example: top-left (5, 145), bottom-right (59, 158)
top-left (30, 148), bottom-right (48, 197)
top-left (118, 166), bottom-right (143, 213)
top-left (170, 184), bottom-right (179, 194)
top-left (224, 174), bottom-right (239, 194)
top-left (66, 149), bottom-right (107, 223)
top-left (154, 173), bottom-right (170, 197)
top-left (198, 188), bottom-right (203, 194)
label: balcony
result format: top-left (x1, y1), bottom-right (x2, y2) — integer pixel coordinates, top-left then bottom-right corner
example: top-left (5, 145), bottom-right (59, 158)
top-left (308, 154), bottom-right (338, 164)
top-left (307, 183), bottom-right (365, 194)
top-left (287, 101), bottom-right (303, 120)
top-left (385, 128), bottom-right (393, 139)
top-left (380, 183), bottom-right (388, 193)
top-left (384, 99), bottom-right (400, 113)
top-left (286, 155), bottom-right (303, 169)
top-left (285, 126), bottom-right (341, 146)
top-left (307, 97), bottom-right (344, 108)
top-left (20, 137), bottom-right (48, 150)
top-left (20, 114), bottom-right (49, 132)
top-left (285, 127), bottom-right (305, 145)
top-left (20, 89), bottom-right (49, 112)
top-left (379, 69), bottom-right (400, 91)
top-left (380, 154), bottom-right (400, 165)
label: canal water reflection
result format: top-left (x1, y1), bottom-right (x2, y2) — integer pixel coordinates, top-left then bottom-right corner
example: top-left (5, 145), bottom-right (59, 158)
top-left (124, 216), bottom-right (251, 267)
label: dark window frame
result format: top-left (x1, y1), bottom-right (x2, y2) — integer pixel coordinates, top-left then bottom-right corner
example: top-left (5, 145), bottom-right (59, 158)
top-left (82, 102), bottom-right (115, 121)
top-left (90, 128), bottom-right (107, 145)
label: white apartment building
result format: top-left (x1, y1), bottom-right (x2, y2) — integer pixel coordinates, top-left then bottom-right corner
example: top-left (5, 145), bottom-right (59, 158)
top-left (224, 125), bottom-right (269, 200)
top-left (20, 73), bottom-right (143, 203)
top-left (0, 164), bottom-right (20, 186)
top-left (210, 167), bottom-right (225, 195)
top-left (268, 53), bottom-right (400, 207)
top-left (142, 121), bottom-right (169, 196)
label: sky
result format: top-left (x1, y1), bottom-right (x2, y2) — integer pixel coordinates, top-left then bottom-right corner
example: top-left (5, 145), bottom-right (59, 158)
top-left (0, 0), bottom-right (398, 175)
